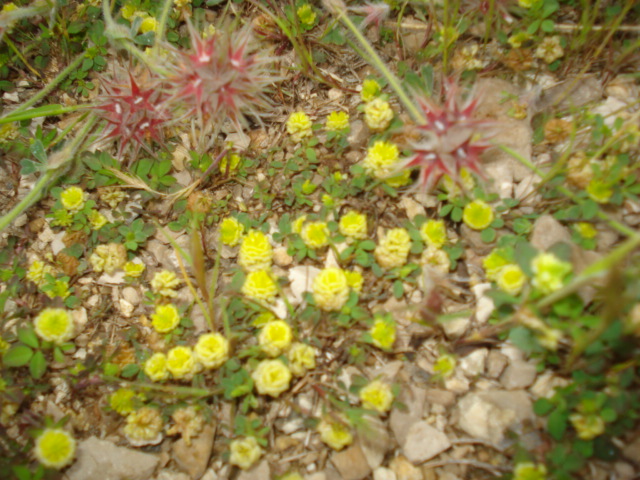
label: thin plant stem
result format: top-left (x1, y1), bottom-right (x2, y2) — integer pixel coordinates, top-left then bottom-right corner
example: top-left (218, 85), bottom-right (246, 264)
top-left (0, 104), bottom-right (89, 125)
top-left (0, 115), bottom-right (99, 233)
top-left (4, 36), bottom-right (41, 78)
top-left (154, 0), bottom-right (174, 52)
top-left (2, 53), bottom-right (85, 118)
top-left (330, 5), bottom-right (424, 124)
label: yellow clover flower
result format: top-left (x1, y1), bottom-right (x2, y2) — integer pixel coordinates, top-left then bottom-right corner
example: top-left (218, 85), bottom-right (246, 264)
top-left (151, 270), bottom-right (181, 297)
top-left (144, 352), bottom-right (170, 382)
top-left (33, 428), bottom-right (76, 469)
top-left (287, 342), bottom-right (316, 376)
top-left (325, 111), bottom-right (350, 132)
top-left (364, 98), bottom-right (394, 131)
top-left (496, 264), bottom-right (527, 296)
top-left (220, 217), bottom-right (244, 247)
top-left (513, 462), bottom-right (547, 480)
top-left (151, 304), bottom-right (181, 333)
top-left (229, 436), bottom-right (263, 470)
top-left (109, 389), bottom-right (141, 416)
top-left (167, 346), bottom-right (198, 380)
top-left (123, 260), bottom-right (145, 278)
top-left (26, 260), bottom-right (54, 287)
top-left (363, 140), bottom-right (400, 180)
top-left (258, 320), bottom-right (293, 357)
top-left (374, 228), bottom-right (411, 270)
top-left (433, 353), bottom-right (457, 379)
top-left (87, 210), bottom-right (108, 230)
top-left (483, 248), bottom-right (511, 281)
top-left (194, 333), bottom-right (229, 369)
top-left (301, 221), bottom-right (329, 249)
top-left (238, 230), bottom-right (273, 272)
top-left (339, 211), bottom-right (367, 240)
top-left (60, 186), bottom-right (85, 213)
top-left (420, 219), bottom-right (447, 248)
top-left (297, 4), bottom-right (316, 27)
top-left (89, 243), bottom-right (127, 274)
top-left (345, 270), bottom-right (363, 293)
top-left (508, 31), bottom-right (531, 49)
top-left (99, 187), bottom-right (126, 208)
top-left (317, 417), bottom-right (353, 451)
top-left (173, 0), bottom-right (191, 8)
top-left (518, 0), bottom-right (542, 7)
top-left (421, 247), bottom-right (450, 274)
top-left (242, 269), bottom-right (278, 303)
top-left (360, 379), bottom-right (394, 413)
top-left (361, 78), bottom-right (381, 102)
top-left (219, 152), bottom-right (241, 173)
top-left (586, 179), bottom-right (613, 204)
top-left (369, 316), bottom-right (396, 351)
top-left (34, 308), bottom-right (74, 345)
top-left (292, 215), bottom-right (307, 234)
top-left (462, 199), bottom-right (494, 230)
top-left (312, 267), bottom-right (350, 311)
top-left (252, 359), bottom-right (292, 398)
top-left (140, 17), bottom-right (158, 33)
top-left (121, 4), bottom-right (137, 20)
top-left (534, 36), bottom-right (564, 64)
top-left (531, 252), bottom-right (572, 294)
top-left (575, 222), bottom-right (597, 239)
top-left (569, 413), bottom-right (605, 440)
top-left (286, 111), bottom-right (313, 143)
top-left (124, 407), bottom-right (164, 447)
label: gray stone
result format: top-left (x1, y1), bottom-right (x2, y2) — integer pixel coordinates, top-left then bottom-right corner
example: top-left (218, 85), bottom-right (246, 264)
top-left (360, 416), bottom-right (392, 469)
top-left (390, 385), bottom-right (427, 446)
top-left (537, 76), bottom-right (602, 111)
top-left (457, 390), bottom-right (534, 445)
top-left (500, 360), bottom-right (537, 390)
top-left (459, 348), bottom-right (488, 377)
top-left (374, 467), bottom-right (397, 480)
top-left (172, 425), bottom-right (215, 479)
top-left (331, 442), bottom-right (372, 480)
top-left (237, 460), bottom-right (270, 480)
top-left (155, 471), bottom-right (191, 480)
top-left (121, 287), bottom-right (141, 306)
top-left (401, 421), bottom-right (451, 464)
top-left (64, 436), bottom-right (159, 480)
top-left (423, 389), bottom-right (456, 408)
top-left (530, 214), bottom-right (571, 251)
top-left (389, 455), bottom-right (423, 480)
top-left (460, 226), bottom-right (493, 255)
top-left (622, 434), bottom-right (640, 463)
top-left (486, 351), bottom-right (508, 379)
top-left (347, 120), bottom-right (368, 149)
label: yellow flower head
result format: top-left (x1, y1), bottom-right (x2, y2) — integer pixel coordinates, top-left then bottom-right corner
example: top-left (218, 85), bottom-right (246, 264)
top-left (433, 353), bottom-right (457, 379)
top-left (569, 413), bottom-right (605, 440)
top-left (297, 4), bottom-right (316, 27)
top-left (575, 222), bottom-right (597, 239)
top-left (483, 248), bottom-right (511, 281)
top-left (369, 316), bottom-right (396, 351)
top-left (2, 3), bottom-right (18, 14)
top-left (26, 260), bottom-right (54, 287)
top-left (421, 247), bottom-right (450, 274)
top-left (33, 428), bottom-right (76, 469)
top-left (252, 359), bottom-right (292, 398)
top-left (535, 36), bottom-right (564, 64)
top-left (144, 352), bottom-right (169, 382)
top-left (361, 78), bottom-right (381, 103)
top-left (363, 140), bottom-right (400, 180)
top-left (496, 264), bottom-right (527, 295)
top-left (513, 462), bottom-right (547, 480)
top-left (463, 199), bottom-right (494, 230)
top-left (292, 215), bottom-right (307, 234)
top-left (194, 333), bottom-right (229, 369)
top-left (586, 179), bottom-right (613, 204)
top-left (286, 111), bottom-right (313, 143)
top-left (219, 153), bottom-right (241, 173)
top-left (167, 346), bottom-right (198, 380)
top-left (384, 169), bottom-right (412, 188)
top-left (531, 252), bottom-right (572, 294)
top-left (259, 320), bottom-right (293, 357)
top-left (140, 16), bottom-right (158, 33)
top-left (109, 388), bottom-right (142, 416)
top-left (325, 111), bottom-right (350, 132)
top-left (359, 379), bottom-right (394, 413)
top-left (312, 267), bottom-right (350, 311)
top-left (123, 260), bottom-right (145, 278)
top-left (89, 243), bottom-right (127, 274)
top-left (124, 407), bottom-right (163, 447)
top-left (242, 269), bottom-right (278, 303)
top-left (317, 417), bottom-right (353, 451)
top-left (173, 0), bottom-right (192, 8)
top-left (220, 217), bottom-right (244, 247)
top-left (345, 270), bottom-right (364, 293)
top-left (301, 221), bottom-right (330, 249)
top-left (34, 308), bottom-right (74, 345)
top-left (374, 228), bottom-right (411, 270)
top-left (287, 342), bottom-right (316, 376)
top-left (121, 4), bottom-right (137, 20)
top-left (151, 270), bottom-right (181, 297)
top-left (420, 219), bottom-right (447, 248)
top-left (239, 230), bottom-right (273, 272)
top-left (99, 187), bottom-right (126, 208)
top-left (508, 31), bottom-right (531, 49)
top-left (229, 436), bottom-right (263, 470)
top-left (151, 304), bottom-right (181, 333)
top-left (339, 211), bottom-right (367, 240)
top-left (166, 406), bottom-right (204, 446)
top-left (60, 186), bottom-right (85, 213)
top-left (518, 0), bottom-right (542, 7)
top-left (87, 210), bottom-right (108, 230)
top-left (364, 98), bottom-right (394, 131)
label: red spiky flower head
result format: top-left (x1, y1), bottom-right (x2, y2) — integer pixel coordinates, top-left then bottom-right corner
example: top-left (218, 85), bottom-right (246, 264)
top-left (399, 79), bottom-right (495, 190)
